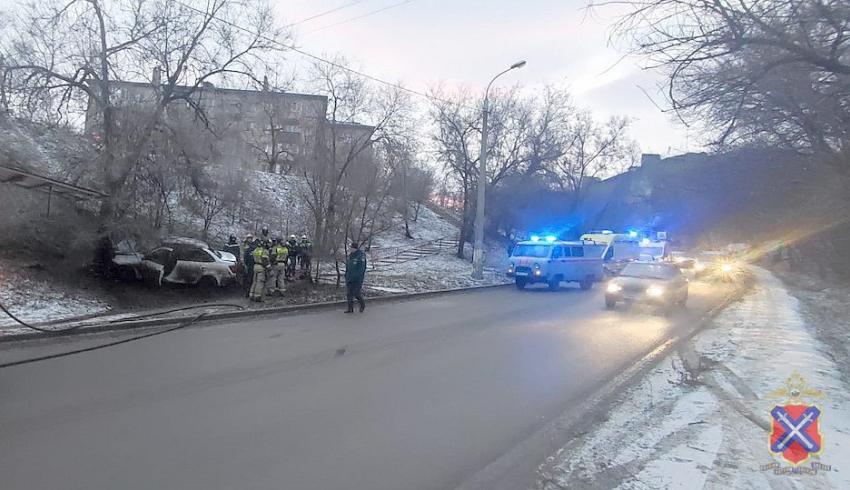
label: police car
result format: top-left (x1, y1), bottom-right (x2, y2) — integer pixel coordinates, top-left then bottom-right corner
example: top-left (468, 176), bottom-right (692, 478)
top-left (507, 237), bottom-right (605, 290)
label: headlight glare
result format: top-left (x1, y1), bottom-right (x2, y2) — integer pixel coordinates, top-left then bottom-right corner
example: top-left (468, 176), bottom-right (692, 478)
top-left (647, 285), bottom-right (666, 297)
top-left (606, 283), bottom-right (622, 293)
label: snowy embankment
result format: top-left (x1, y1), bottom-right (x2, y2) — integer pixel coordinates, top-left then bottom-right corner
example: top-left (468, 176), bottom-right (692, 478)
top-left (0, 272), bottom-right (109, 329)
top-left (539, 267), bottom-right (850, 490)
top-left (367, 252), bottom-right (511, 293)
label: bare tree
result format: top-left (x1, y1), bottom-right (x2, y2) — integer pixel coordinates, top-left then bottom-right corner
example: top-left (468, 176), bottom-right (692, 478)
top-left (0, 0), bottom-right (289, 228)
top-left (301, 55), bottom-right (413, 281)
top-left (429, 88), bottom-right (481, 257)
top-left (246, 77), bottom-right (308, 174)
top-left (593, 0), bottom-right (850, 153)
top-left (548, 112), bottom-right (634, 201)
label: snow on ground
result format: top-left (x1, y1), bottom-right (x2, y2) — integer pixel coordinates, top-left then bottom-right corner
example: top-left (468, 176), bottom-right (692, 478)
top-left (371, 205), bottom-right (460, 250)
top-left (538, 267), bottom-right (850, 490)
top-left (0, 274), bottom-right (110, 330)
top-left (368, 246), bottom-right (512, 293)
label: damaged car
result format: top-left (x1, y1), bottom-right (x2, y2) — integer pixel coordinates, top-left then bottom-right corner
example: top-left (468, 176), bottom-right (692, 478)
top-left (114, 237), bottom-right (237, 287)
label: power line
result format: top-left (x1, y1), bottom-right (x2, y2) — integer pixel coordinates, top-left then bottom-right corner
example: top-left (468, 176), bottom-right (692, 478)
top-left (288, 0), bottom-right (365, 27)
top-left (301, 0), bottom-right (415, 36)
top-left (170, 0), bottom-right (476, 110)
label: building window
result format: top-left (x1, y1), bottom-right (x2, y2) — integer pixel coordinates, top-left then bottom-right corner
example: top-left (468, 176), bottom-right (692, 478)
top-left (288, 101), bottom-right (303, 114)
top-left (284, 124), bottom-right (299, 133)
top-left (134, 94), bottom-right (143, 103)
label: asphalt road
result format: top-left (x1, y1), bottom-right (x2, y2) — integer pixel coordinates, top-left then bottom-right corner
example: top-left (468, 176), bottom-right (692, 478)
top-left (0, 281), bottom-right (731, 490)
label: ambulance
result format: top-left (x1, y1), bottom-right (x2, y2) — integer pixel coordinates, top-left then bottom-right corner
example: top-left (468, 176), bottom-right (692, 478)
top-left (579, 231), bottom-right (642, 275)
top-left (507, 237), bottom-right (606, 290)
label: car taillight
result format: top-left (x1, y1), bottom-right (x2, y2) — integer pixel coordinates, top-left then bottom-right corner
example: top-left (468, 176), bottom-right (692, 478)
top-left (229, 265), bottom-right (237, 274)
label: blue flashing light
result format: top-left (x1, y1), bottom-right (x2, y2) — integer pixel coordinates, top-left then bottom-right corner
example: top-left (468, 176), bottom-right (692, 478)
top-left (642, 238), bottom-right (651, 245)
top-left (628, 230), bottom-right (638, 238)
top-left (602, 230), bottom-right (613, 235)
top-left (531, 236), bottom-right (540, 242)
top-left (545, 235), bottom-right (557, 243)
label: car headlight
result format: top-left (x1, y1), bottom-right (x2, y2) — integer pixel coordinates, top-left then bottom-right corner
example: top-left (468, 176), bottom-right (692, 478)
top-left (721, 263), bottom-right (734, 272)
top-left (674, 256), bottom-right (685, 263)
top-left (647, 285), bottom-right (666, 297)
top-left (695, 263), bottom-right (706, 271)
top-left (606, 282), bottom-right (622, 293)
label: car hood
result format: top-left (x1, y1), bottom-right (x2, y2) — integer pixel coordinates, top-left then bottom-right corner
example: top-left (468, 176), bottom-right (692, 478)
top-left (615, 276), bottom-right (669, 288)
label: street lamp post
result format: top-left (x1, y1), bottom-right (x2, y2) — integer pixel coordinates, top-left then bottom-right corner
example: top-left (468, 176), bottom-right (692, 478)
top-left (472, 60), bottom-right (526, 279)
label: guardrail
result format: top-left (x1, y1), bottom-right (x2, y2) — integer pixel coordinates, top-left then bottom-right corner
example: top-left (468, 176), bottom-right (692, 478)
top-left (369, 236), bottom-right (461, 269)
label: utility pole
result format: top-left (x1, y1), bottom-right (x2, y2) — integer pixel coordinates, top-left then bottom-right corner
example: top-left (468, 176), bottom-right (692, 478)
top-left (472, 60), bottom-right (526, 279)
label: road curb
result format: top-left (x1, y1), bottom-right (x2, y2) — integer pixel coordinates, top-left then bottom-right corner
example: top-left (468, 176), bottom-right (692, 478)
top-left (1, 283), bottom-right (513, 343)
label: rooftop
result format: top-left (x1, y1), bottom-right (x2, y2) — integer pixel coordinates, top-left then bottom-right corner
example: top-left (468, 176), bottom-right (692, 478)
top-left (111, 80), bottom-right (327, 101)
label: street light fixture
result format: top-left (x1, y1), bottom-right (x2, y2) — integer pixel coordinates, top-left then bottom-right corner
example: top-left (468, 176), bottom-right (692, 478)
top-left (472, 60), bottom-right (527, 279)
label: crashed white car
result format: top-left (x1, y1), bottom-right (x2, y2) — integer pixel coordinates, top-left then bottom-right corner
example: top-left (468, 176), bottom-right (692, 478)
top-left (114, 238), bottom-right (237, 287)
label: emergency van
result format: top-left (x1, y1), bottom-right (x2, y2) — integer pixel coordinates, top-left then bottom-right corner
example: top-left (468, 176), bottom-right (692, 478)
top-left (579, 231), bottom-right (642, 275)
top-left (507, 239), bottom-right (606, 290)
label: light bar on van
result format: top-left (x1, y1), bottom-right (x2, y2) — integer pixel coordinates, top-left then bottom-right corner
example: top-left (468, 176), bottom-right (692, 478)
top-left (628, 231), bottom-right (638, 237)
top-left (545, 236), bottom-right (557, 243)
top-left (531, 236), bottom-right (540, 242)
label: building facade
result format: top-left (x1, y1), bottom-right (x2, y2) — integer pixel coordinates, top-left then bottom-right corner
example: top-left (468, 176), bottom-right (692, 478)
top-left (86, 79), bottom-right (330, 173)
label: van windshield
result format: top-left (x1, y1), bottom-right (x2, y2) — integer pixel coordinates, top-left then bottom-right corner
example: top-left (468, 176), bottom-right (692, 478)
top-left (512, 244), bottom-right (551, 258)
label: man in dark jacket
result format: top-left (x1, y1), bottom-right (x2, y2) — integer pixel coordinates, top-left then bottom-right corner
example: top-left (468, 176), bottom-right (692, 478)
top-left (344, 242), bottom-right (367, 313)
top-left (243, 235), bottom-right (257, 298)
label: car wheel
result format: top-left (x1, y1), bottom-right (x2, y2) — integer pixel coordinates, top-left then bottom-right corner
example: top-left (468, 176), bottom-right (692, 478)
top-left (117, 266), bottom-right (137, 282)
top-left (516, 279), bottom-right (528, 290)
top-left (198, 276), bottom-right (219, 288)
top-left (679, 290), bottom-right (689, 307)
top-left (548, 278), bottom-right (560, 291)
top-left (605, 296), bottom-right (617, 309)
top-left (580, 276), bottom-right (594, 291)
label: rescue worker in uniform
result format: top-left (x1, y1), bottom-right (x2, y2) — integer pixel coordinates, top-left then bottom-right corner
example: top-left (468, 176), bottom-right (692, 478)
top-left (299, 235), bottom-right (313, 270)
top-left (268, 237), bottom-right (289, 296)
top-left (249, 239), bottom-right (270, 302)
top-left (286, 235), bottom-right (300, 279)
top-left (344, 242), bottom-right (367, 314)
top-left (242, 234), bottom-right (256, 297)
top-left (260, 225), bottom-right (270, 241)
top-left (224, 235), bottom-right (241, 262)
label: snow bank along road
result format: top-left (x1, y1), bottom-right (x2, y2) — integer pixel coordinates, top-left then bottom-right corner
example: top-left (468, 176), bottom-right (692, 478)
top-left (539, 268), bottom-right (850, 490)
top-left (0, 280), bottom-right (734, 490)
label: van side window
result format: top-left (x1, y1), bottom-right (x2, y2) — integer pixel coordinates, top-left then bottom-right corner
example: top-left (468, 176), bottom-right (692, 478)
top-left (604, 246), bottom-right (614, 261)
top-left (551, 246), bottom-right (563, 259)
top-left (571, 247), bottom-right (585, 257)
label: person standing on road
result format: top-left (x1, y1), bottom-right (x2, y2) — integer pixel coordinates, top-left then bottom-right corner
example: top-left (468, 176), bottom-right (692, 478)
top-left (249, 239), bottom-right (271, 302)
top-left (242, 234), bottom-right (256, 297)
top-left (344, 242), bottom-right (367, 314)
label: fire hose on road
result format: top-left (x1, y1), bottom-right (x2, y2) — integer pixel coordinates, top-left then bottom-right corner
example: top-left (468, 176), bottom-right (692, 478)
top-left (0, 301), bottom-right (245, 369)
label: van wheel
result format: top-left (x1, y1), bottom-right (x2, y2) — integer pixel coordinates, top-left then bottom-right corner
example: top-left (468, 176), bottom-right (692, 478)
top-left (580, 276), bottom-right (594, 291)
top-left (548, 278), bottom-right (560, 290)
top-left (605, 296), bottom-right (617, 309)
top-left (515, 279), bottom-right (528, 290)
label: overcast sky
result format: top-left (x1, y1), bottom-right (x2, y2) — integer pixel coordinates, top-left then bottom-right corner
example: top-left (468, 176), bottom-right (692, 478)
top-left (0, 0), bottom-right (698, 155)
top-left (280, 0), bottom-right (697, 155)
